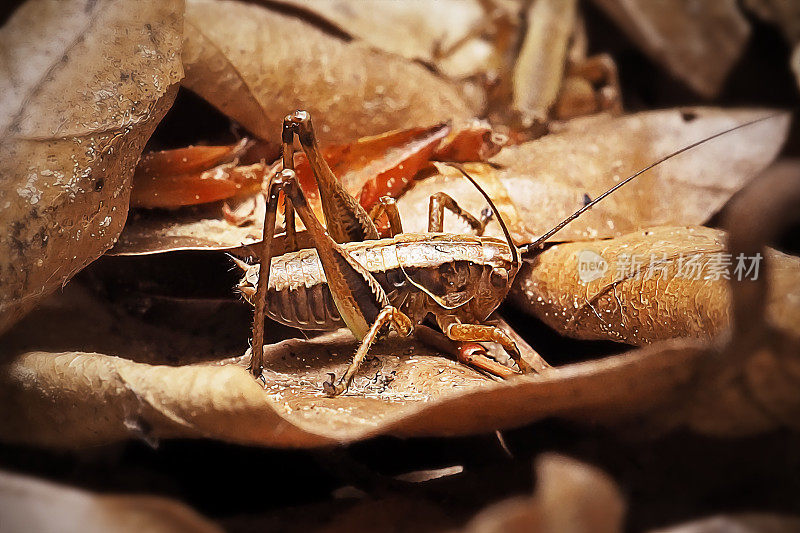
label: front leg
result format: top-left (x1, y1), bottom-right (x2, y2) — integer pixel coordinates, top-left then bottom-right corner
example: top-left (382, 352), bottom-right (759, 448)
top-left (437, 315), bottom-right (534, 374)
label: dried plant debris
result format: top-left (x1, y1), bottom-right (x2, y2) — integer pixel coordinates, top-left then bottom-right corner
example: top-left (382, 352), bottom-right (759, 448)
top-left (5, 131), bottom-right (795, 448)
top-left (111, 122), bottom-right (503, 255)
top-left (462, 454), bottom-right (625, 533)
top-left (0, 470), bottom-right (222, 533)
top-left (130, 139), bottom-right (260, 209)
top-left (115, 107), bottom-right (786, 257)
top-left (111, 203), bottom-right (268, 254)
top-left (591, 0), bottom-right (750, 97)
top-left (652, 514), bottom-right (800, 533)
top-left (181, 0), bottom-right (476, 149)
top-left (511, 226), bottom-right (800, 344)
top-left (0, 0), bottom-right (184, 334)
top-left (512, 0), bottom-right (578, 125)
top-left (464, 457), bottom-right (800, 533)
top-left (398, 108), bottom-right (789, 243)
top-left (267, 0), bottom-right (492, 75)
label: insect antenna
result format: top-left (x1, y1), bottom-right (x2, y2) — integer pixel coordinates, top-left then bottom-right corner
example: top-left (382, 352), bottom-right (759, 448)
top-left (447, 163), bottom-right (520, 274)
top-left (518, 112), bottom-right (789, 254)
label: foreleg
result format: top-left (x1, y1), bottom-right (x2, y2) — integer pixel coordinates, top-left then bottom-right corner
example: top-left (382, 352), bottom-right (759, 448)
top-left (437, 315), bottom-right (534, 373)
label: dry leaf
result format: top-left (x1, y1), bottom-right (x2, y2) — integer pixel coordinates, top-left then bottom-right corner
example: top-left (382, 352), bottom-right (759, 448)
top-left (397, 108), bottom-right (790, 244)
top-left (462, 454), bottom-right (625, 533)
top-left (0, 0), bottom-right (184, 334)
top-left (650, 514), bottom-right (800, 533)
top-left (0, 283), bottom-right (259, 365)
top-left (3, 276), bottom-right (796, 448)
top-left (3, 106), bottom-right (798, 449)
top-left (116, 107), bottom-right (782, 257)
top-left (0, 470), bottom-right (221, 533)
top-left (434, 120), bottom-right (507, 162)
top-left (512, 0), bottom-right (577, 125)
top-left (744, 0), bottom-right (800, 44)
top-left (111, 122), bottom-right (503, 255)
top-left (510, 226), bottom-right (800, 345)
top-left (181, 0), bottom-right (476, 148)
top-left (130, 139), bottom-right (260, 208)
top-left (109, 204), bottom-right (270, 255)
top-left (591, 0), bottom-right (749, 97)
top-left (266, 0), bottom-right (491, 77)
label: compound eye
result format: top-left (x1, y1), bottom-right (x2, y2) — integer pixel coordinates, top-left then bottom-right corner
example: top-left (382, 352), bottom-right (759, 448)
top-left (490, 269), bottom-right (508, 289)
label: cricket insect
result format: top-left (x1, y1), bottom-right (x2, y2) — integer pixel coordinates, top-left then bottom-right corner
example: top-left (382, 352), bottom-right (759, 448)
top-left (237, 110), bottom-right (781, 396)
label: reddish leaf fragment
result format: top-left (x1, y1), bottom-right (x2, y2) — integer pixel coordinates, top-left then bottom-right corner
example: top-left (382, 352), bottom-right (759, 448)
top-left (355, 124), bottom-right (451, 210)
top-left (135, 139), bottom-right (249, 178)
top-left (131, 139), bottom-right (264, 209)
top-left (433, 120), bottom-right (507, 162)
top-left (275, 123), bottom-right (452, 221)
top-left (132, 162), bottom-right (267, 209)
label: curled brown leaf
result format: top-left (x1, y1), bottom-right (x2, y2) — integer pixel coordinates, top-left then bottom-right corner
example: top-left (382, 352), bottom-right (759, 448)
top-left (462, 454), bottom-right (625, 533)
top-left (398, 108), bottom-right (790, 244)
top-left (0, 0), bottom-right (184, 334)
top-left (1, 272), bottom-right (797, 447)
top-left (510, 226), bottom-right (800, 345)
top-left (591, 0), bottom-right (750, 97)
top-left (266, 0), bottom-right (492, 78)
top-left (0, 470), bottom-right (221, 533)
top-left (182, 0), bottom-right (477, 148)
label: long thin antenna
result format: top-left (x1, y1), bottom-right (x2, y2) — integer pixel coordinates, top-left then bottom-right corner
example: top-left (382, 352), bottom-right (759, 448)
top-left (448, 163), bottom-right (520, 273)
top-left (521, 112), bottom-right (789, 253)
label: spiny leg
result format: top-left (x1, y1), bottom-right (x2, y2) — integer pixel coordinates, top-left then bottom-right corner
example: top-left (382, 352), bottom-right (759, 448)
top-left (284, 110), bottom-right (379, 243)
top-left (280, 123), bottom-right (299, 252)
top-left (250, 171), bottom-right (290, 377)
top-left (369, 196), bottom-right (404, 237)
top-left (437, 315), bottom-right (534, 373)
top-left (269, 168), bottom-right (413, 395)
top-left (428, 192), bottom-right (487, 235)
top-left (324, 306), bottom-right (413, 396)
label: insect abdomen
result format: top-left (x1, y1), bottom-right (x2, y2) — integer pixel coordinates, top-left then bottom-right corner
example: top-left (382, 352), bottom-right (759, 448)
top-left (264, 249), bottom-right (343, 330)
